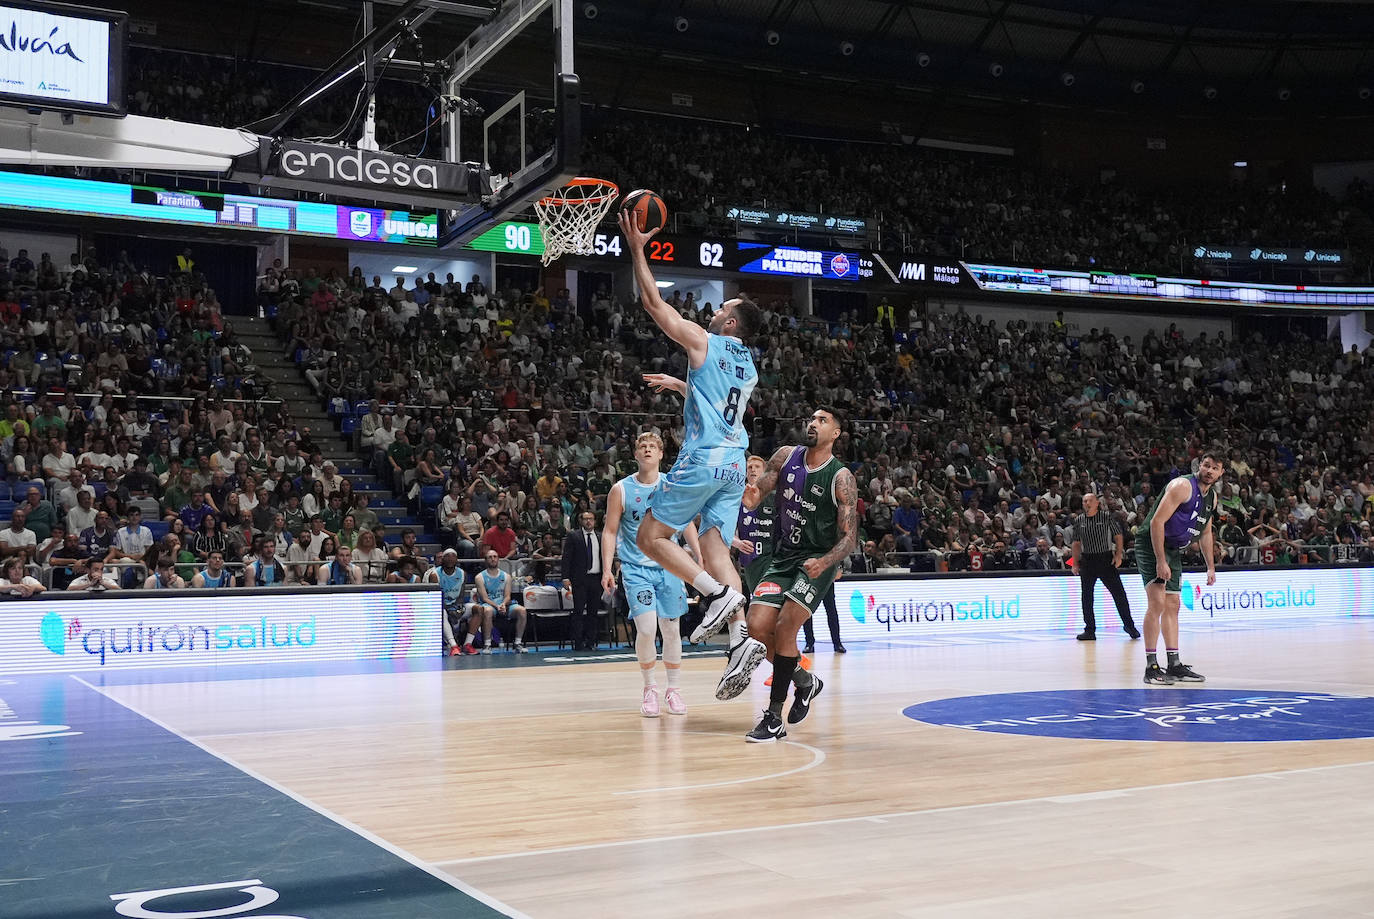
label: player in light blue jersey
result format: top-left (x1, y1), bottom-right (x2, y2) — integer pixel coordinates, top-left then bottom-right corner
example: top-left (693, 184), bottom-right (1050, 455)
top-left (620, 213), bottom-right (763, 679)
top-left (601, 432), bottom-right (701, 717)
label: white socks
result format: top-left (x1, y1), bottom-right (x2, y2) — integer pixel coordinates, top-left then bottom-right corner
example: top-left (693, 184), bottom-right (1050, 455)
top-left (666, 667), bottom-right (681, 688)
top-left (641, 668), bottom-right (656, 688)
top-left (692, 571), bottom-right (725, 595)
top-left (727, 618), bottom-right (746, 646)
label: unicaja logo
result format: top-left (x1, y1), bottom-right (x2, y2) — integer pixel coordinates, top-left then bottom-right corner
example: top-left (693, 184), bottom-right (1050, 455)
top-left (0, 22), bottom-right (84, 60)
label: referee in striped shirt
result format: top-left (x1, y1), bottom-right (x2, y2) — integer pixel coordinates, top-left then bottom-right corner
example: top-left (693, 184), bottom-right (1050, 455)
top-left (1071, 494), bottom-right (1139, 640)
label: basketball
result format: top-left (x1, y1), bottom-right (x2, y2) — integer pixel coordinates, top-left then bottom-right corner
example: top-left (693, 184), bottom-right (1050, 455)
top-left (622, 188), bottom-right (669, 233)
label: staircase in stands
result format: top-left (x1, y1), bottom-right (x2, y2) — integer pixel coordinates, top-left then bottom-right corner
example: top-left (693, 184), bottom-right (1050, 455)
top-left (234, 317), bottom-right (444, 561)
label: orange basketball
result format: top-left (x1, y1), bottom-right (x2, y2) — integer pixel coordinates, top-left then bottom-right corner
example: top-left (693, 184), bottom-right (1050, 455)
top-left (622, 188), bottom-right (668, 233)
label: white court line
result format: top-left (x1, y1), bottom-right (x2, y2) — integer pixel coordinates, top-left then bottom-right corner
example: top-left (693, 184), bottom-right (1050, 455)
top-left (435, 757), bottom-right (1374, 867)
top-left (612, 734), bottom-right (827, 796)
top-left (71, 677), bottom-right (532, 919)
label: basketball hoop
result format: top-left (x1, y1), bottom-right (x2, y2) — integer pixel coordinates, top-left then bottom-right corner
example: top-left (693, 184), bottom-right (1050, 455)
top-left (534, 177), bottom-right (620, 266)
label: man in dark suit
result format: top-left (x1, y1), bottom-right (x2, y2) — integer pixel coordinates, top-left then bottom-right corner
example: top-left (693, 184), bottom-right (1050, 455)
top-left (562, 511), bottom-right (604, 650)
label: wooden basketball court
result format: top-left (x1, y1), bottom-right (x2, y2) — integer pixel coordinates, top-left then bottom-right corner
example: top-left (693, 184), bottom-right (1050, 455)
top-left (65, 615), bottom-right (1374, 918)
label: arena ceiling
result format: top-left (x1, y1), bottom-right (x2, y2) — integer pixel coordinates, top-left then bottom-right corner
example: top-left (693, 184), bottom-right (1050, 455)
top-left (123, 0), bottom-right (1374, 119)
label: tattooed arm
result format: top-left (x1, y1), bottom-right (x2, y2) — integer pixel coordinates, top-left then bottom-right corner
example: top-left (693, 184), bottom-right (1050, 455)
top-left (804, 468), bottom-right (858, 577)
top-left (742, 445), bottom-right (793, 510)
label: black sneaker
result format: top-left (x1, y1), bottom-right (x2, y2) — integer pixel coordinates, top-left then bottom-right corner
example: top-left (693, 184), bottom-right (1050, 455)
top-left (802, 642), bottom-right (816, 654)
top-left (787, 675), bottom-right (824, 725)
top-left (745, 710), bottom-right (787, 743)
top-left (1144, 663), bottom-right (1176, 685)
top-left (1076, 631), bottom-right (1096, 641)
top-left (1125, 626), bottom-right (1141, 639)
top-left (1167, 662), bottom-right (1205, 682)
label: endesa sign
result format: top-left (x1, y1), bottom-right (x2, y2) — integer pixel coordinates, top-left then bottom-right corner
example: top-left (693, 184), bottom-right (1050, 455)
top-left (0, 587), bottom-right (441, 674)
top-left (837, 566), bottom-right (1370, 641)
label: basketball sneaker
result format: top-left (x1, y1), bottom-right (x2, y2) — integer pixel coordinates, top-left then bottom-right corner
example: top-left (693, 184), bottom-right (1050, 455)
top-left (715, 636), bottom-right (767, 700)
top-left (1143, 663), bottom-right (1176, 684)
top-left (480, 643), bottom-right (493, 655)
top-left (690, 586), bottom-right (747, 643)
top-left (514, 641), bottom-right (528, 653)
top-left (461, 644), bottom-right (478, 655)
top-left (641, 686), bottom-right (660, 718)
top-left (745, 710), bottom-right (787, 743)
top-left (787, 675), bottom-right (824, 725)
top-left (664, 687), bottom-right (687, 715)
top-left (1167, 662), bottom-right (1205, 682)
top-left (763, 654), bottom-right (812, 687)
top-left (447, 645), bottom-right (461, 657)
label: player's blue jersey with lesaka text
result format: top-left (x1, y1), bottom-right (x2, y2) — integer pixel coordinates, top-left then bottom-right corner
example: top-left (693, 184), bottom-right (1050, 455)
top-left (682, 333), bottom-right (757, 464)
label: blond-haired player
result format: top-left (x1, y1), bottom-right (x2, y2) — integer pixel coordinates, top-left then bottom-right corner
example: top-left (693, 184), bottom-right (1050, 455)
top-left (602, 430), bottom-right (701, 716)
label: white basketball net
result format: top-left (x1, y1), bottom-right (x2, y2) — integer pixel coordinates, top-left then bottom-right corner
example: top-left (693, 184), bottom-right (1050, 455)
top-left (534, 178), bottom-right (620, 266)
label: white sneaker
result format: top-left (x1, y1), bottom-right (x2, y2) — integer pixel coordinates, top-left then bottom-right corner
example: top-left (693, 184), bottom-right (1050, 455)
top-left (480, 644), bottom-right (493, 655)
top-left (715, 636), bottom-right (767, 700)
top-left (690, 585), bottom-right (747, 643)
top-left (663, 687), bottom-right (687, 715)
top-left (641, 686), bottom-right (660, 718)
top-left (514, 642), bottom-right (528, 653)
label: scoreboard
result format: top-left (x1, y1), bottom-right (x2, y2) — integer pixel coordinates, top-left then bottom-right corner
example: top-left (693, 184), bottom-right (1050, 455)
top-left (467, 222), bottom-right (875, 281)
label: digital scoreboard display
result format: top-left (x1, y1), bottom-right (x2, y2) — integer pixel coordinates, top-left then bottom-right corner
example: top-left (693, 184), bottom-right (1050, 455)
top-left (468, 222), bottom-right (872, 279)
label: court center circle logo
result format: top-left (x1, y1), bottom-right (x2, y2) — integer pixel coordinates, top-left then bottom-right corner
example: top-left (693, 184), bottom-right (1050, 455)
top-left (903, 689), bottom-right (1374, 742)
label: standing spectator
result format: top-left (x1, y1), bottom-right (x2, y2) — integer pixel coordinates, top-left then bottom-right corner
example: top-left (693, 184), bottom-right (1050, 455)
top-left (562, 510), bottom-right (604, 651)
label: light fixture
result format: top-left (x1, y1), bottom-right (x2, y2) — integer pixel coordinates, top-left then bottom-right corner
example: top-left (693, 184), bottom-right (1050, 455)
top-left (765, 29), bottom-right (780, 46)
top-left (1203, 85), bottom-right (1218, 100)
top-left (1277, 87), bottom-right (1292, 101)
top-left (1060, 72), bottom-right (1075, 87)
top-left (1131, 79), bottom-right (1145, 94)
top-left (392, 266), bottom-right (418, 273)
top-left (1360, 86), bottom-right (1371, 100)
top-left (674, 15), bottom-right (689, 32)
top-left (1233, 161), bottom-right (1248, 167)
top-left (655, 280), bottom-right (674, 289)
top-left (988, 62), bottom-right (1004, 77)
top-left (916, 52), bottom-right (931, 68)
top-left (840, 40), bottom-right (855, 56)
top-left (582, 2), bottom-right (597, 18)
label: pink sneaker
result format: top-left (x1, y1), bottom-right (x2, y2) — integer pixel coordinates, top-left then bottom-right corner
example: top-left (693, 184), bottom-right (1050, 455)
top-left (664, 687), bottom-right (687, 715)
top-left (641, 686), bottom-right (660, 718)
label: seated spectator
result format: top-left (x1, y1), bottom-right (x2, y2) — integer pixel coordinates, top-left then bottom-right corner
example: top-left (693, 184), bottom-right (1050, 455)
top-left (353, 529), bottom-right (388, 583)
top-left (180, 489), bottom-right (212, 530)
top-left (244, 538), bottom-right (287, 586)
top-left (389, 528), bottom-right (430, 571)
top-left (192, 550), bottom-right (234, 588)
top-left (191, 512), bottom-right (228, 561)
top-left (284, 529), bottom-right (317, 584)
top-left (67, 558), bottom-right (120, 591)
top-left (57, 470), bottom-right (94, 515)
top-left (15, 486), bottom-right (55, 543)
top-left (111, 507), bottom-right (153, 576)
top-left (318, 543), bottom-right (362, 585)
top-left (482, 511), bottom-right (518, 569)
top-left (1024, 537), bottom-right (1064, 571)
top-left (79, 509), bottom-right (118, 562)
top-left (143, 557), bottom-right (187, 589)
top-left (0, 509), bottom-right (37, 564)
top-left (0, 556), bottom-right (44, 597)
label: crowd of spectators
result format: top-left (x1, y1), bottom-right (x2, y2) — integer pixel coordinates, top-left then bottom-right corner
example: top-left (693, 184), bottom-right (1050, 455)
top-left (581, 112), bottom-right (1364, 278)
top-left (110, 49), bottom-right (1368, 280)
top-left (262, 253), bottom-right (1374, 581)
